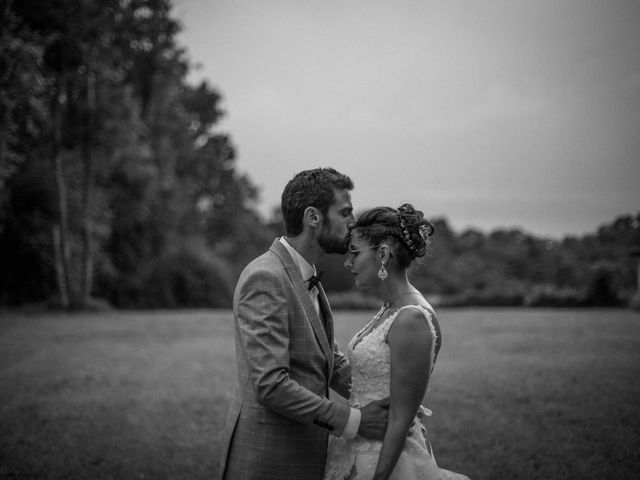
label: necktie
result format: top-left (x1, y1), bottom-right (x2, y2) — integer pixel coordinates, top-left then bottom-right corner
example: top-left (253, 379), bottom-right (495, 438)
top-left (307, 270), bottom-right (324, 290)
top-left (307, 271), bottom-right (325, 325)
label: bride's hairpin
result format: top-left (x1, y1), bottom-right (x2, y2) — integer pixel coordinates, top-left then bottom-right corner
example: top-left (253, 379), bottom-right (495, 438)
top-left (397, 213), bottom-right (415, 254)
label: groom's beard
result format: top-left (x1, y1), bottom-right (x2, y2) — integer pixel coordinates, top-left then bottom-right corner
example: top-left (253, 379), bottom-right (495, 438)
top-left (318, 221), bottom-right (350, 254)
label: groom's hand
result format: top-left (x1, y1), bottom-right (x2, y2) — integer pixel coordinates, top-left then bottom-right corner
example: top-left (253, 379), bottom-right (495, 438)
top-left (357, 397), bottom-right (390, 440)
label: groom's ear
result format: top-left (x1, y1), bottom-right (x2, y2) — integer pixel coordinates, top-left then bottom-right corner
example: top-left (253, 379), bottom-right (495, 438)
top-left (304, 206), bottom-right (321, 228)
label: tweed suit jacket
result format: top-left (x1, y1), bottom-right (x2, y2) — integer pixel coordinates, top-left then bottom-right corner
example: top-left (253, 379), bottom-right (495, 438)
top-left (218, 239), bottom-right (352, 480)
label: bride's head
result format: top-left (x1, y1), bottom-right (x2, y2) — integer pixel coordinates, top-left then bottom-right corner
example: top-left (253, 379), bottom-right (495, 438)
top-left (344, 204), bottom-right (434, 287)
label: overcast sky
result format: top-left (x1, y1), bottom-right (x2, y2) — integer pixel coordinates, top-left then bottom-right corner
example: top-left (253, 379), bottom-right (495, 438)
top-left (173, 0), bottom-right (639, 239)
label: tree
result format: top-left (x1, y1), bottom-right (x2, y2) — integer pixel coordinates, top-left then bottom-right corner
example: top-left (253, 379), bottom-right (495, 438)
top-left (8, 0), bottom-right (148, 308)
top-left (0, 1), bottom-right (47, 189)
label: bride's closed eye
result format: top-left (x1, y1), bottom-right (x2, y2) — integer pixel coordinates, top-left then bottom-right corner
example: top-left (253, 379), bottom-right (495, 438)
top-left (347, 246), bottom-right (378, 262)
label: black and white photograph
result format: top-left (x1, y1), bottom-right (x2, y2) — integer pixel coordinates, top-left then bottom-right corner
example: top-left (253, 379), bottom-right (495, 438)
top-left (1, 1), bottom-right (639, 479)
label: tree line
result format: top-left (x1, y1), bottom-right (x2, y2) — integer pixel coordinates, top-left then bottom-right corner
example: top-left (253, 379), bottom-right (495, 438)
top-left (1, 0), bottom-right (638, 310)
top-left (318, 213), bottom-right (640, 309)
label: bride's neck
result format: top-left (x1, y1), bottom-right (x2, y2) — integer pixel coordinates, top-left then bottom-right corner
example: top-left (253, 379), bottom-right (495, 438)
top-left (377, 276), bottom-right (414, 307)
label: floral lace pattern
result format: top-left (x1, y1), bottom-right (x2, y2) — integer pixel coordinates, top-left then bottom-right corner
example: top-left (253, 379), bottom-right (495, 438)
top-left (324, 305), bottom-right (470, 480)
top-left (349, 305), bottom-right (438, 408)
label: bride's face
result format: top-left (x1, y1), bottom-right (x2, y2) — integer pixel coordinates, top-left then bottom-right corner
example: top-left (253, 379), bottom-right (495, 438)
top-left (344, 231), bottom-right (380, 288)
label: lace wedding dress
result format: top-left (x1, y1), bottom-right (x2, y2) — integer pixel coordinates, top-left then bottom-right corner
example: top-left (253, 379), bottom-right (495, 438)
top-left (324, 305), bottom-right (470, 480)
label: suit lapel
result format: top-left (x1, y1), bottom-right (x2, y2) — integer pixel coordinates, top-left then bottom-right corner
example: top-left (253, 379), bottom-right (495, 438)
top-left (269, 240), bottom-right (332, 365)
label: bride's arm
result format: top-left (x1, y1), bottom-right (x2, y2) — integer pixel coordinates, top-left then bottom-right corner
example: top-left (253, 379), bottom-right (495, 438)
top-left (372, 309), bottom-right (433, 480)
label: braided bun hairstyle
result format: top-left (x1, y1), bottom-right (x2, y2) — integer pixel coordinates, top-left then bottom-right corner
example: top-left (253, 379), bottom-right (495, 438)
top-left (353, 203), bottom-right (435, 268)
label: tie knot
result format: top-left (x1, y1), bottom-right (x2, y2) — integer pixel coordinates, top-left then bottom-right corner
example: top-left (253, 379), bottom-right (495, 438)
top-left (307, 271), bottom-right (324, 290)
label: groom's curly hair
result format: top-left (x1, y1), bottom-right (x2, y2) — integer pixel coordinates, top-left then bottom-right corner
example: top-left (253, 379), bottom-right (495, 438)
top-left (281, 167), bottom-right (354, 236)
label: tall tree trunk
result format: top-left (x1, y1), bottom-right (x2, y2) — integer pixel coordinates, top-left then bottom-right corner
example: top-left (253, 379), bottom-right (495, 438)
top-left (52, 75), bottom-right (72, 308)
top-left (52, 225), bottom-right (69, 307)
top-left (0, 113), bottom-right (7, 189)
top-left (80, 68), bottom-right (96, 307)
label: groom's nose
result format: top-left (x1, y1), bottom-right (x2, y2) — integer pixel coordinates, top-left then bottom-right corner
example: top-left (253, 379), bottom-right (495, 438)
top-left (347, 216), bottom-right (355, 229)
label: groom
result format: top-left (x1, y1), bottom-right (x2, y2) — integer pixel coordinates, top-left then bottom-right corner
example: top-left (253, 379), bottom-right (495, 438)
top-left (218, 168), bottom-right (389, 480)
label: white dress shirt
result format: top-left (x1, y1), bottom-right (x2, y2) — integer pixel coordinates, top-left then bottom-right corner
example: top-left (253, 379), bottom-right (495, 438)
top-left (279, 237), bottom-right (361, 439)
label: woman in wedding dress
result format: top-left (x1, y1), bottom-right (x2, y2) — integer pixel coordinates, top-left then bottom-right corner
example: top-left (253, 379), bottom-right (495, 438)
top-left (324, 204), bottom-right (469, 480)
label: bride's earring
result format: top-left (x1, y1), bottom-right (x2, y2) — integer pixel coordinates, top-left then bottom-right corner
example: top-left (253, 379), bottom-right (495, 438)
top-left (377, 263), bottom-right (388, 281)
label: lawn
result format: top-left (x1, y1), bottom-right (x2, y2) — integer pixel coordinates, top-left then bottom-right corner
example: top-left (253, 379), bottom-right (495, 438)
top-left (1, 308), bottom-right (639, 479)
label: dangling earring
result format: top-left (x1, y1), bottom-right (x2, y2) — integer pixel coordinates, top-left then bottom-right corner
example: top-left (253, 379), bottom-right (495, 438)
top-left (378, 263), bottom-right (388, 281)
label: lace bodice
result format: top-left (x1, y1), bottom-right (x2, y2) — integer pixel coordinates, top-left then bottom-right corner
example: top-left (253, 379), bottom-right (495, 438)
top-left (348, 304), bottom-right (439, 408)
top-left (324, 304), bottom-right (449, 480)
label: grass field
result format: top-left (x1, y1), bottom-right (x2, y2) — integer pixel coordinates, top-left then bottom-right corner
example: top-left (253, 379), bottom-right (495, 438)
top-left (1, 308), bottom-right (639, 480)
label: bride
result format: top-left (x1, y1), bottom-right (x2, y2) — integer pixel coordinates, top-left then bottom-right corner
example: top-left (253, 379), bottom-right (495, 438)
top-left (324, 204), bottom-right (469, 480)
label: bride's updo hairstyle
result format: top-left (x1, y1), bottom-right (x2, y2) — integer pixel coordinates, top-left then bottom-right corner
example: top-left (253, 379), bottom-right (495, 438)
top-left (353, 203), bottom-right (435, 268)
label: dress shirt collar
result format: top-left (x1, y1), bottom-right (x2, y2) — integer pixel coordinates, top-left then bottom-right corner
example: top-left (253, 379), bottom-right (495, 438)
top-left (279, 237), bottom-right (317, 281)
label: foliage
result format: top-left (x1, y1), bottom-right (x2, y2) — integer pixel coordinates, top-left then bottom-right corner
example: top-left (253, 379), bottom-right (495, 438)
top-left (523, 284), bottom-right (585, 308)
top-left (0, 161), bottom-right (57, 305)
top-left (103, 242), bottom-right (234, 308)
top-left (408, 213), bottom-right (640, 308)
top-left (0, 0), bottom-right (265, 309)
top-left (0, 0), bottom-right (637, 309)
top-left (326, 212), bottom-right (639, 309)
top-left (629, 292), bottom-right (640, 311)
top-left (0, 2), bottom-right (47, 185)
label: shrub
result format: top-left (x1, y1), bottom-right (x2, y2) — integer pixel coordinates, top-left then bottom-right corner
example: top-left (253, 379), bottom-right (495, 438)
top-left (629, 292), bottom-right (640, 310)
top-left (583, 263), bottom-right (624, 307)
top-left (438, 287), bottom-right (525, 307)
top-left (524, 284), bottom-right (585, 307)
top-left (140, 246), bottom-right (234, 308)
top-left (107, 245), bottom-right (235, 308)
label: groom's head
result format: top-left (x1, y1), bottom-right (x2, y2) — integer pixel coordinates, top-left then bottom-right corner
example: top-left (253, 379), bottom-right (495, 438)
top-left (281, 168), bottom-right (355, 254)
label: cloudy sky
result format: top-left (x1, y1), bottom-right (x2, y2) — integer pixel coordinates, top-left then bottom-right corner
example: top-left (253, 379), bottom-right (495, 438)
top-left (173, 0), bottom-right (639, 239)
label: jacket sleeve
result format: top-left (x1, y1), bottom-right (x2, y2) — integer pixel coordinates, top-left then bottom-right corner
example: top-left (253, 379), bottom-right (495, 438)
top-left (235, 266), bottom-right (351, 435)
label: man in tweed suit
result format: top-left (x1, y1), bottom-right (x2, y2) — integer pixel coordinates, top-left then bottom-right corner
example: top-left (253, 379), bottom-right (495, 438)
top-left (219, 168), bottom-right (389, 480)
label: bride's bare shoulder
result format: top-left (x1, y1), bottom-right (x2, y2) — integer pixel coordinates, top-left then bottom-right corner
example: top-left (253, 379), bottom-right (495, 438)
top-left (387, 306), bottom-right (434, 341)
